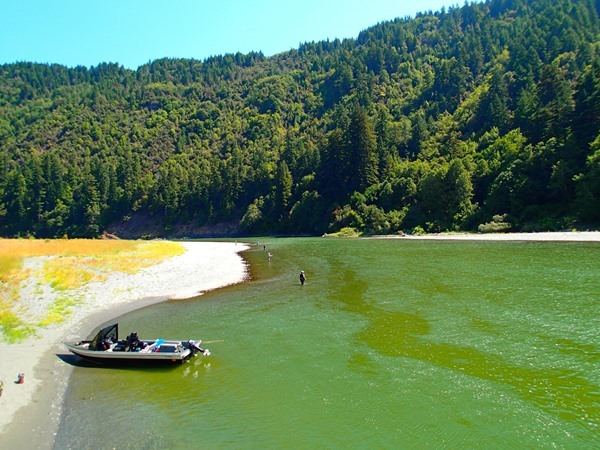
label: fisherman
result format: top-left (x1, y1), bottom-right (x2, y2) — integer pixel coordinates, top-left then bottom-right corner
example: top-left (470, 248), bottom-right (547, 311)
top-left (127, 332), bottom-right (140, 351)
top-left (299, 270), bottom-right (306, 285)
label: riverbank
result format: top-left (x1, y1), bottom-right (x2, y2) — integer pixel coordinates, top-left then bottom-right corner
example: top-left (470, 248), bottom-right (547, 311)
top-left (378, 230), bottom-right (600, 241)
top-left (0, 241), bottom-right (249, 449)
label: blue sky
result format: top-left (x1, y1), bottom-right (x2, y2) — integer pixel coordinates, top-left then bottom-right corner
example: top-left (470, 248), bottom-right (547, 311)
top-left (1, 0), bottom-right (461, 69)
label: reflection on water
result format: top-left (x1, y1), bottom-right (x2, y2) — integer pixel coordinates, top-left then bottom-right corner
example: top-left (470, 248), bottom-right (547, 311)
top-left (55, 239), bottom-right (600, 449)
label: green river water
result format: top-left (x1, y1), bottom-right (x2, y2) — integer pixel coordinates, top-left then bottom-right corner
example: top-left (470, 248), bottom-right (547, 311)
top-left (55, 238), bottom-right (599, 449)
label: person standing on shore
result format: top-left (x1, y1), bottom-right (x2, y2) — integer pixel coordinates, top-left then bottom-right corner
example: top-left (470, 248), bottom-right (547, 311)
top-left (0, 379), bottom-right (4, 397)
top-left (299, 271), bottom-right (306, 285)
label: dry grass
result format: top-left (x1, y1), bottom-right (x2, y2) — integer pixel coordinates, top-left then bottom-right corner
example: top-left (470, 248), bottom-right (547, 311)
top-left (38, 294), bottom-right (80, 327)
top-left (0, 239), bottom-right (185, 342)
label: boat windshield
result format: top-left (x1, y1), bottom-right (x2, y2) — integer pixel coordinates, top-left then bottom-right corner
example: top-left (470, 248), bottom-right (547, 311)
top-left (89, 324), bottom-right (119, 350)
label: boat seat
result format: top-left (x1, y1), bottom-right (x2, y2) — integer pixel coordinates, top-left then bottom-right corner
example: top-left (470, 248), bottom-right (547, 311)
top-left (156, 344), bottom-right (178, 353)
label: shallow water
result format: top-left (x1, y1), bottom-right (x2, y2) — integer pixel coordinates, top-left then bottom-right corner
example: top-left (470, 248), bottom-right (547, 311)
top-left (55, 238), bottom-right (600, 449)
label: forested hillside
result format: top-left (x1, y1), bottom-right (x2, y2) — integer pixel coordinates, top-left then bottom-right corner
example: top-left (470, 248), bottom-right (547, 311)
top-left (1, 0), bottom-right (599, 238)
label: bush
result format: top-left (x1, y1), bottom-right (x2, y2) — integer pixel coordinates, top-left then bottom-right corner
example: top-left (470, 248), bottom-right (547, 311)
top-left (478, 214), bottom-right (512, 233)
top-left (323, 227), bottom-right (360, 237)
top-left (411, 226), bottom-right (426, 235)
top-left (240, 198), bottom-right (265, 232)
top-left (328, 205), bottom-right (364, 232)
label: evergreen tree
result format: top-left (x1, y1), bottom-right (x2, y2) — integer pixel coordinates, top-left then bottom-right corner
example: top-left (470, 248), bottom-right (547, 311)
top-left (573, 62), bottom-right (600, 148)
top-left (346, 106), bottom-right (379, 192)
top-left (319, 128), bottom-right (347, 203)
top-left (274, 160), bottom-right (293, 221)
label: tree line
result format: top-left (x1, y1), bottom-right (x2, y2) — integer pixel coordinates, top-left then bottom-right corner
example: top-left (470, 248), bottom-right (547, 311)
top-left (0, 0), bottom-right (599, 238)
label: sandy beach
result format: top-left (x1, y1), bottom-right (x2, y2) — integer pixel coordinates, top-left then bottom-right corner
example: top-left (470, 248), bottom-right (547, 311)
top-left (379, 230), bottom-right (600, 241)
top-left (0, 241), bottom-right (249, 449)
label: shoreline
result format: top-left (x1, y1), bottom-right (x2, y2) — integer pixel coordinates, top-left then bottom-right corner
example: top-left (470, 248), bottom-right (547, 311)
top-left (373, 230), bottom-right (600, 241)
top-left (0, 241), bottom-right (250, 449)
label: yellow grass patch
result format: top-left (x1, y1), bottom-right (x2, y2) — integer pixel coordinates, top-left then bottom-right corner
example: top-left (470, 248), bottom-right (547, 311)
top-left (0, 239), bottom-right (185, 342)
top-left (38, 294), bottom-right (80, 327)
top-left (44, 257), bottom-right (101, 290)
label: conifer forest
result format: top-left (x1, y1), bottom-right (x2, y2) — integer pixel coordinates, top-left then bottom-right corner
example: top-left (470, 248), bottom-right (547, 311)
top-left (1, 0), bottom-right (599, 238)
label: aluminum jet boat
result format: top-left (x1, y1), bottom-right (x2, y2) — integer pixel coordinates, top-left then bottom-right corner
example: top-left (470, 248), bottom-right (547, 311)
top-left (64, 323), bottom-right (210, 365)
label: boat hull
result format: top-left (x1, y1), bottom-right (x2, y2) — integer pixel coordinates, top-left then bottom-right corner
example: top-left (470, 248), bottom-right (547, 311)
top-left (64, 342), bottom-right (195, 365)
top-left (63, 323), bottom-right (210, 366)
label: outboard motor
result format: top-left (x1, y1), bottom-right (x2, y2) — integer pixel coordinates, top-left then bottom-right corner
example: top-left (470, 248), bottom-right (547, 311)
top-left (187, 340), bottom-right (210, 356)
top-left (187, 339), bottom-right (201, 352)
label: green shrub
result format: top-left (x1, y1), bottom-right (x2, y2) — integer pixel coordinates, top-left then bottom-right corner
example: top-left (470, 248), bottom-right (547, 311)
top-left (478, 214), bottom-right (512, 233)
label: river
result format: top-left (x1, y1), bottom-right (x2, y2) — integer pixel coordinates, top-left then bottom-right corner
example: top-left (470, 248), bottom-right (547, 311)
top-left (55, 238), bottom-right (600, 449)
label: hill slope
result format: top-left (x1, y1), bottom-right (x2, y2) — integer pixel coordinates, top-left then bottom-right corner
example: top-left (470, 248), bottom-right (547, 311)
top-left (1, 0), bottom-right (599, 237)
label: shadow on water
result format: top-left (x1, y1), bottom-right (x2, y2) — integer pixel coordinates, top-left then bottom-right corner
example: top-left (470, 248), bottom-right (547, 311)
top-left (56, 353), bottom-right (184, 372)
top-left (56, 353), bottom-right (96, 367)
top-left (326, 258), bottom-right (599, 428)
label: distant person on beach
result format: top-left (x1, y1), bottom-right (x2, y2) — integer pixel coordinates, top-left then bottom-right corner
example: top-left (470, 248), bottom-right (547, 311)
top-left (299, 271), bottom-right (306, 285)
top-left (268, 252), bottom-right (272, 261)
top-left (0, 379), bottom-right (3, 396)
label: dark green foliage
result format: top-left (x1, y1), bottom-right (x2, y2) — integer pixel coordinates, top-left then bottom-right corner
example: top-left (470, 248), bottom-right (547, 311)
top-left (1, 0), bottom-right (599, 237)
top-left (347, 107), bottom-right (379, 192)
top-left (574, 136), bottom-right (600, 222)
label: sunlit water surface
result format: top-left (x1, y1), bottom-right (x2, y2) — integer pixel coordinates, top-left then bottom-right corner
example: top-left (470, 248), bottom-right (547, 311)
top-left (55, 238), bottom-right (600, 449)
